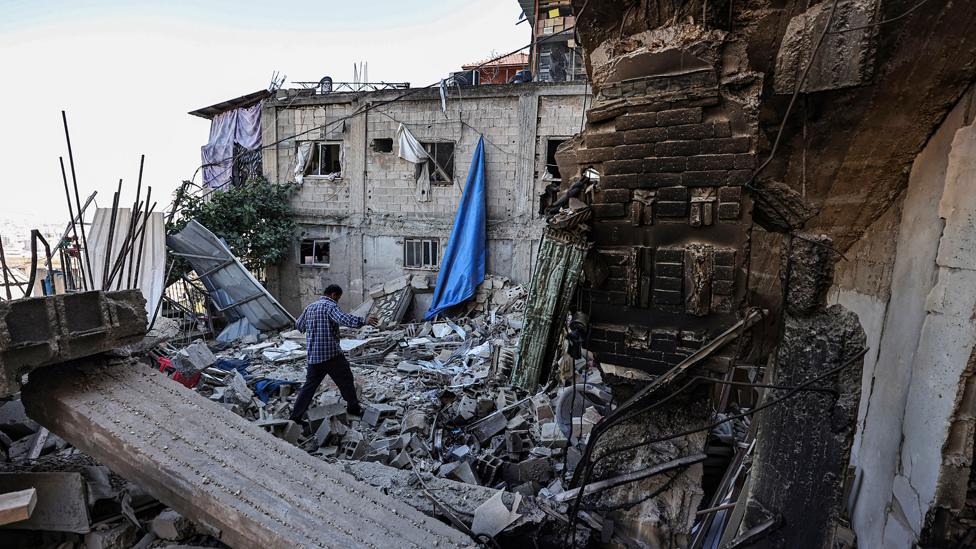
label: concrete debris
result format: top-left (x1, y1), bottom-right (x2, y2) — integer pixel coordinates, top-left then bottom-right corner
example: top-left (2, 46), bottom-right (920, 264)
top-left (0, 290), bottom-right (147, 397)
top-left (21, 358), bottom-right (473, 548)
top-left (151, 508), bottom-right (196, 541)
top-left (171, 340), bottom-right (215, 375)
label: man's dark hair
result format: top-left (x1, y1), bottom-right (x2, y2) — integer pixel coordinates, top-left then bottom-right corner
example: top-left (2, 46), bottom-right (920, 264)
top-left (324, 284), bottom-right (343, 297)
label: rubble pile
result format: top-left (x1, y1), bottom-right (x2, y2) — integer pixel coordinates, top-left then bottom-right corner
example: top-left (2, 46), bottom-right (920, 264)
top-left (158, 276), bottom-right (624, 542)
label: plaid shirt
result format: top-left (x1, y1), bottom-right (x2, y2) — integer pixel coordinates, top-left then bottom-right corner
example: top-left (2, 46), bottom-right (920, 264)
top-left (296, 297), bottom-right (365, 364)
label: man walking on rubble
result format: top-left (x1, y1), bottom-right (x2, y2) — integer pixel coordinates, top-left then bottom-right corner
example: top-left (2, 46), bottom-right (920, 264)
top-left (289, 284), bottom-right (378, 424)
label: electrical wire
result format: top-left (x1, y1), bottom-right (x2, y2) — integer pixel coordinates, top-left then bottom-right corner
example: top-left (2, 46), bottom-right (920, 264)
top-left (187, 27), bottom-right (581, 183)
top-left (827, 0), bottom-right (932, 33)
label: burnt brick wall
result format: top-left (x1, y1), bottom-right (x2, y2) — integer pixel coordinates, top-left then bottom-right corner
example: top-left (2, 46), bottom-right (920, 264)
top-left (577, 78), bottom-right (755, 374)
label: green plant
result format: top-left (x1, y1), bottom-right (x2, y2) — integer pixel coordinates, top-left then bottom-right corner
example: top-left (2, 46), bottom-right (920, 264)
top-left (167, 177), bottom-right (296, 274)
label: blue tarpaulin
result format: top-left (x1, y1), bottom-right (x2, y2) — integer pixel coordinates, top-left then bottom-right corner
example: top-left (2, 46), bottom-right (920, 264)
top-left (425, 137), bottom-right (487, 320)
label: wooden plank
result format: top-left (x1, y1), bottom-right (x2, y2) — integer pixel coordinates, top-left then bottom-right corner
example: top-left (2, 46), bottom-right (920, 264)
top-left (22, 359), bottom-right (471, 549)
top-left (0, 488), bottom-right (36, 526)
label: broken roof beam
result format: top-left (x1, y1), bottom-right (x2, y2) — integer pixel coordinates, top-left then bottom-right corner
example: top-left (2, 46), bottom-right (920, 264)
top-left (22, 359), bottom-right (472, 549)
top-left (0, 290), bottom-right (147, 397)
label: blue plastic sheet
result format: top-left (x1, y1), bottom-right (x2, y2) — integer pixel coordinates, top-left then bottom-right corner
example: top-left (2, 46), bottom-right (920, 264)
top-left (254, 379), bottom-right (301, 403)
top-left (425, 137), bottom-right (487, 320)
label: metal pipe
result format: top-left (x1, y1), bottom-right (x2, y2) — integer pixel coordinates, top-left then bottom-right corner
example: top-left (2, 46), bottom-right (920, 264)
top-left (107, 199), bottom-right (154, 289)
top-left (59, 156), bottom-right (84, 290)
top-left (102, 185), bottom-right (120, 289)
top-left (107, 199), bottom-right (141, 289)
top-left (35, 232), bottom-right (54, 295)
top-left (125, 155), bottom-right (145, 289)
top-left (62, 111), bottom-right (95, 289)
top-left (0, 237), bottom-right (11, 300)
top-left (133, 187), bottom-right (152, 288)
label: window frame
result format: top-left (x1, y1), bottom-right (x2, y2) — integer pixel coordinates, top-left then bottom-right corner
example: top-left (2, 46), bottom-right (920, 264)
top-left (544, 137), bottom-right (569, 181)
top-left (303, 141), bottom-right (343, 178)
top-left (299, 238), bottom-right (331, 267)
top-left (403, 237), bottom-right (440, 270)
top-left (420, 141), bottom-right (455, 186)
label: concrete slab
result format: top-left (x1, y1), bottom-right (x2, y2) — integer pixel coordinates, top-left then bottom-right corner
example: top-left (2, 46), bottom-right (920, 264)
top-left (21, 359), bottom-right (471, 549)
top-left (0, 472), bottom-right (90, 533)
top-left (0, 290), bottom-right (146, 397)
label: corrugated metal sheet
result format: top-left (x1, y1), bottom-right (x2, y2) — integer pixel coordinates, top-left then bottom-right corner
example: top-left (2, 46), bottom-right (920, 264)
top-left (512, 227), bottom-right (588, 391)
top-left (166, 220), bottom-right (294, 332)
top-left (84, 208), bottom-right (167, 318)
top-left (188, 89), bottom-right (271, 120)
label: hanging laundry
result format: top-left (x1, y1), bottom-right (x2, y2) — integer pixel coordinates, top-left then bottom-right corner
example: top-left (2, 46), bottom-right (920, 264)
top-left (201, 102), bottom-right (263, 190)
top-left (396, 123), bottom-right (433, 202)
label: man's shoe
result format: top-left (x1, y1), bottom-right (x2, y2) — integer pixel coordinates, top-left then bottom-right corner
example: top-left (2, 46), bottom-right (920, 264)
top-left (347, 406), bottom-right (364, 417)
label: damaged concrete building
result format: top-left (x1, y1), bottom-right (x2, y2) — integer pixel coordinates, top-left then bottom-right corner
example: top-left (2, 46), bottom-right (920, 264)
top-left (256, 81), bottom-right (589, 315)
top-left (4, 0), bottom-right (976, 548)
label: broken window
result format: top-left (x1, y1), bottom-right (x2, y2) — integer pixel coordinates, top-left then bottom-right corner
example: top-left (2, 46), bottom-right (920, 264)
top-left (420, 142), bottom-right (455, 185)
top-left (403, 238), bottom-right (439, 269)
top-left (299, 239), bottom-right (330, 266)
top-left (371, 138), bottom-right (393, 153)
top-left (546, 138), bottom-right (567, 181)
top-left (303, 142), bottom-right (342, 177)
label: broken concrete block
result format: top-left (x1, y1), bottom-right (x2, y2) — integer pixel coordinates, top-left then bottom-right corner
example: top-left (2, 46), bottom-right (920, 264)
top-left (513, 481), bottom-right (540, 497)
top-left (396, 361), bottom-right (421, 374)
top-left (540, 422), bottom-right (568, 448)
top-left (85, 521), bottom-right (138, 549)
top-left (495, 387), bottom-right (518, 410)
top-left (0, 399), bottom-right (38, 439)
top-left (378, 418), bottom-right (400, 436)
top-left (255, 419), bottom-right (301, 444)
top-left (470, 411), bottom-right (507, 443)
top-left (438, 461), bottom-right (478, 485)
top-left (506, 415), bottom-right (527, 431)
top-left (410, 275), bottom-right (430, 291)
top-left (227, 371), bottom-right (253, 403)
top-left (341, 430), bottom-right (366, 459)
top-left (384, 275), bottom-right (410, 294)
top-left (506, 430), bottom-right (532, 456)
top-left (774, 0), bottom-right (879, 94)
top-left (476, 397), bottom-right (495, 418)
top-left (502, 457), bottom-right (553, 485)
top-left (362, 404), bottom-right (397, 427)
top-left (368, 284), bottom-right (386, 299)
top-left (531, 394), bottom-right (554, 422)
top-left (475, 454), bottom-right (504, 486)
top-left (400, 410), bottom-right (427, 435)
top-left (456, 395), bottom-right (478, 422)
top-left (151, 509), bottom-right (195, 541)
top-left (450, 445), bottom-right (471, 461)
top-left (0, 290), bottom-right (147, 397)
top-left (390, 448), bottom-right (411, 469)
top-left (171, 341), bottom-right (215, 375)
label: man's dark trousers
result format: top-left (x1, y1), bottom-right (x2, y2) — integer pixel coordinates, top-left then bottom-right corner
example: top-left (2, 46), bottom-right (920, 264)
top-left (289, 354), bottom-right (360, 421)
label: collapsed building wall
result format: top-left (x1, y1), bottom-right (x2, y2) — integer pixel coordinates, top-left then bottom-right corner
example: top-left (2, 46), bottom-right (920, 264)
top-left (832, 84), bottom-right (976, 547)
top-left (259, 83), bottom-right (588, 315)
top-left (564, 0), bottom-right (976, 546)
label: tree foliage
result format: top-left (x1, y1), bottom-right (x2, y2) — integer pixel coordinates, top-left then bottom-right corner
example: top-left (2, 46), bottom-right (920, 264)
top-left (167, 177), bottom-right (296, 273)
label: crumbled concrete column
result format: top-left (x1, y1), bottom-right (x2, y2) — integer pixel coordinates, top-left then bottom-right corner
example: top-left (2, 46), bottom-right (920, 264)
top-left (739, 234), bottom-right (866, 547)
top-left (0, 290), bottom-right (147, 397)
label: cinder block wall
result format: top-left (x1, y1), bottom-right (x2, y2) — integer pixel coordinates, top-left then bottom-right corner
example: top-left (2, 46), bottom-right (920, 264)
top-left (262, 83), bottom-right (588, 314)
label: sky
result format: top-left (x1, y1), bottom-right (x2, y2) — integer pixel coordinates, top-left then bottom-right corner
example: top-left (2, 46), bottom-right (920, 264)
top-left (0, 0), bottom-right (529, 225)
